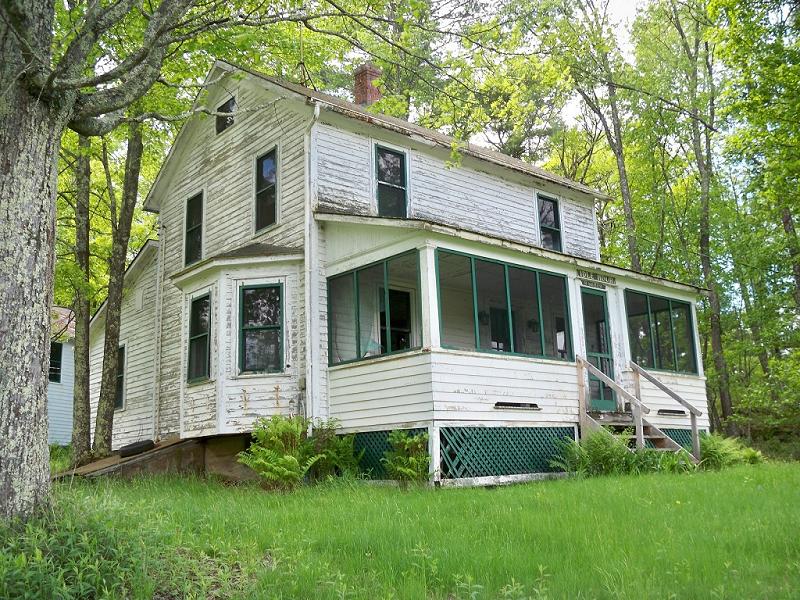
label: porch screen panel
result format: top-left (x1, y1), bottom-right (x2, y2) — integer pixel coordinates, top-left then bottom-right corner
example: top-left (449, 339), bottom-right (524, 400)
top-left (539, 273), bottom-right (571, 359)
top-left (386, 253), bottom-right (421, 352)
top-left (357, 264), bottom-right (385, 358)
top-left (650, 295), bottom-right (675, 370)
top-left (508, 267), bottom-right (543, 356)
top-left (438, 251), bottom-right (476, 350)
top-left (672, 302), bottom-right (697, 372)
top-left (475, 260), bottom-right (509, 352)
top-left (625, 291), bottom-right (653, 368)
top-left (329, 273), bottom-right (358, 364)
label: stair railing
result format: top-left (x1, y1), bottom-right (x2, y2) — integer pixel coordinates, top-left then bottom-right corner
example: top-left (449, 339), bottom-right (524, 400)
top-left (629, 361), bottom-right (702, 460)
top-left (576, 356), bottom-right (650, 449)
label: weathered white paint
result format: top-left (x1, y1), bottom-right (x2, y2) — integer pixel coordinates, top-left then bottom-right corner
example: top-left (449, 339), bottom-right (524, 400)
top-left (46, 341), bottom-right (74, 445)
top-left (620, 369), bottom-right (710, 430)
top-left (89, 249), bottom-right (158, 450)
top-left (314, 123), bottom-right (600, 260)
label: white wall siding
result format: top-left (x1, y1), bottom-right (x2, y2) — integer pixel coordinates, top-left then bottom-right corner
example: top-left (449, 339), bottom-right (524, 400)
top-left (328, 352), bottom-right (433, 430)
top-left (47, 342), bottom-right (74, 445)
top-left (154, 75), bottom-right (310, 439)
top-left (313, 123), bottom-right (600, 261)
top-left (89, 251), bottom-right (158, 450)
top-left (430, 351), bottom-right (579, 424)
top-left (621, 370), bottom-right (710, 431)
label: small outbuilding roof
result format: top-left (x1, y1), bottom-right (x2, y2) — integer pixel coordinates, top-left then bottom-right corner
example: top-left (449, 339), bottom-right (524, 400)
top-left (51, 306), bottom-right (75, 341)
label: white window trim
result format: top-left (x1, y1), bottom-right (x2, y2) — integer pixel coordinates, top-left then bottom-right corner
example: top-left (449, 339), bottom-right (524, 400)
top-left (251, 141), bottom-right (282, 236)
top-left (185, 284), bottom-right (215, 385)
top-left (372, 139), bottom-right (411, 218)
top-left (232, 276), bottom-right (290, 379)
top-left (182, 185), bottom-right (207, 268)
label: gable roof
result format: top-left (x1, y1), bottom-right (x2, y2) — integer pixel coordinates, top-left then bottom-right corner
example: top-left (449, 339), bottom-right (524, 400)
top-left (144, 60), bottom-right (611, 212)
top-left (221, 59), bottom-right (610, 202)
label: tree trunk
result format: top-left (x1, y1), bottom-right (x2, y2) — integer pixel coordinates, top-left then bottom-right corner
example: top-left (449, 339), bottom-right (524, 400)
top-left (780, 206), bottom-right (800, 310)
top-left (93, 123), bottom-right (144, 457)
top-left (0, 11), bottom-right (63, 518)
top-left (71, 135), bottom-right (92, 466)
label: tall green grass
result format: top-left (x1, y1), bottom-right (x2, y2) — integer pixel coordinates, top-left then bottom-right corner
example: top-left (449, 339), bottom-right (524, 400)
top-left (38, 463), bottom-right (800, 599)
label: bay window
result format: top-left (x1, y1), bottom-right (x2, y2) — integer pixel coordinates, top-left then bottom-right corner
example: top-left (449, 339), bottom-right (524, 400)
top-left (240, 284), bottom-right (282, 373)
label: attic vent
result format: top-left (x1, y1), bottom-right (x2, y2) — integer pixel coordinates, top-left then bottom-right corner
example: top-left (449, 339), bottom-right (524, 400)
top-left (657, 408), bottom-right (687, 417)
top-left (216, 96), bottom-right (237, 134)
top-left (494, 401), bottom-right (540, 411)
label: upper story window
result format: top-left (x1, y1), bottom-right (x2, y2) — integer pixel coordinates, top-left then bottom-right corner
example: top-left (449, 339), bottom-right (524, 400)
top-left (327, 251), bottom-right (422, 365)
top-left (188, 294), bottom-right (211, 382)
top-left (376, 146), bottom-right (407, 218)
top-left (624, 290), bottom-right (697, 374)
top-left (216, 96), bottom-right (237, 134)
top-left (240, 284), bottom-right (282, 373)
top-left (115, 346), bottom-right (126, 410)
top-left (49, 342), bottom-right (62, 383)
top-left (538, 195), bottom-right (562, 252)
top-left (185, 192), bottom-right (203, 266)
top-left (255, 149), bottom-right (277, 231)
top-left (436, 249), bottom-right (572, 360)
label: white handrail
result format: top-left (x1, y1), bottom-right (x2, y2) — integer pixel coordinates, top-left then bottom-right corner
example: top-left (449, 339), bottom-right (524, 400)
top-left (576, 356), bottom-right (650, 414)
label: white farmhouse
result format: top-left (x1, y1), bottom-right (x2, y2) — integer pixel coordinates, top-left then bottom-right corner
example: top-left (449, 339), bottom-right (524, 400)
top-left (49, 306), bottom-right (75, 446)
top-left (89, 61), bottom-right (708, 482)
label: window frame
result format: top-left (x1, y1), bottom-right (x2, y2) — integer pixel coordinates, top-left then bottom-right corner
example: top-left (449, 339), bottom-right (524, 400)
top-left (434, 247), bottom-right (574, 361)
top-left (374, 144), bottom-right (408, 218)
top-left (238, 283), bottom-right (284, 375)
top-left (115, 344), bottom-right (126, 411)
top-left (184, 191), bottom-right (204, 267)
top-left (253, 145), bottom-right (280, 234)
top-left (537, 194), bottom-right (562, 252)
top-left (327, 249), bottom-right (422, 367)
top-left (623, 289), bottom-right (698, 375)
top-left (49, 341), bottom-right (63, 383)
top-left (215, 94), bottom-right (237, 135)
top-left (187, 293), bottom-right (212, 383)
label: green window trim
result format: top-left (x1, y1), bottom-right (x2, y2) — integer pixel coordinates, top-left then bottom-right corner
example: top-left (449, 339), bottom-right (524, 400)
top-left (435, 248), bottom-right (574, 361)
top-left (375, 145), bottom-right (407, 218)
top-left (184, 192), bottom-right (203, 266)
top-left (255, 148), bottom-right (278, 232)
top-left (239, 283), bottom-right (284, 374)
top-left (115, 345), bottom-right (125, 410)
top-left (327, 250), bottom-right (422, 367)
top-left (538, 195), bottom-right (562, 252)
top-left (623, 289), bottom-right (698, 375)
top-left (187, 294), bottom-right (211, 382)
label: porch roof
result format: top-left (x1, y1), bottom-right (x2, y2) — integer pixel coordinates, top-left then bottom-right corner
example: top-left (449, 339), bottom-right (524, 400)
top-left (315, 211), bottom-right (706, 295)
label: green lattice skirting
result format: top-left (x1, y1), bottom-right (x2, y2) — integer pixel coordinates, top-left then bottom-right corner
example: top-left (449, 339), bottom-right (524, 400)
top-left (661, 428), bottom-right (708, 449)
top-left (353, 428), bottom-right (426, 479)
top-left (439, 426), bottom-right (576, 479)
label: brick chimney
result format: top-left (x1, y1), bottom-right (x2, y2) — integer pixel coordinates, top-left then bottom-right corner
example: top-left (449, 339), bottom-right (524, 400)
top-left (354, 63), bottom-right (382, 106)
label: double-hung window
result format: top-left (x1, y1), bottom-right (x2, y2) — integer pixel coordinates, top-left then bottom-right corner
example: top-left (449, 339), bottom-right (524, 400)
top-left (49, 342), bottom-right (62, 383)
top-left (538, 195), bottom-right (562, 252)
top-left (216, 96), bottom-right (237, 134)
top-left (436, 249), bottom-right (572, 360)
top-left (240, 285), bottom-right (282, 373)
top-left (187, 294), bottom-right (211, 381)
top-left (376, 146), bottom-right (407, 218)
top-left (115, 346), bottom-right (126, 410)
top-left (255, 149), bottom-right (277, 231)
top-left (185, 192), bottom-right (203, 266)
top-left (624, 290), bottom-right (697, 373)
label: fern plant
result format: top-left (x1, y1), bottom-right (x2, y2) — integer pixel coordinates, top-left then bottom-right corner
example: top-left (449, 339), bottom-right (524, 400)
top-left (381, 430), bottom-right (430, 484)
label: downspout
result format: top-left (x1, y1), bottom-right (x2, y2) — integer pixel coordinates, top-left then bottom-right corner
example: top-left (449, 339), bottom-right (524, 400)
top-left (151, 226), bottom-right (166, 439)
top-left (303, 101), bottom-right (321, 426)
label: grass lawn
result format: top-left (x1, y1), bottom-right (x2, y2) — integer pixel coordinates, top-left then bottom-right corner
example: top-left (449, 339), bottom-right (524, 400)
top-left (42, 463), bottom-right (800, 598)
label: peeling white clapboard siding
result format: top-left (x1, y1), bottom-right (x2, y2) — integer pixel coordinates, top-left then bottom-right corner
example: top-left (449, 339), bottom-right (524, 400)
top-left (430, 351), bottom-right (580, 424)
top-left (89, 250), bottom-right (158, 450)
top-left (328, 352), bottom-right (434, 429)
top-left (153, 76), bottom-right (309, 439)
top-left (314, 124), bottom-right (600, 261)
top-left (620, 370), bottom-right (710, 430)
top-left (47, 342), bottom-right (74, 445)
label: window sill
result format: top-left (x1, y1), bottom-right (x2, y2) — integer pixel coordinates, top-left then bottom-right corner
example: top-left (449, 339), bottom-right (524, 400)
top-left (186, 377), bottom-right (214, 388)
top-left (328, 348), bottom-right (426, 371)
top-left (232, 370), bottom-right (292, 380)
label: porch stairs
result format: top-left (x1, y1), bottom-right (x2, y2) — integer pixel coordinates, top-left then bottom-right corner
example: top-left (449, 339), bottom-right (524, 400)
top-left (576, 357), bottom-right (702, 463)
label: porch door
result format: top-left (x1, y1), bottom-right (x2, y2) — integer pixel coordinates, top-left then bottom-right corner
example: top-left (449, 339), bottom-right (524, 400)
top-left (581, 288), bottom-right (616, 411)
